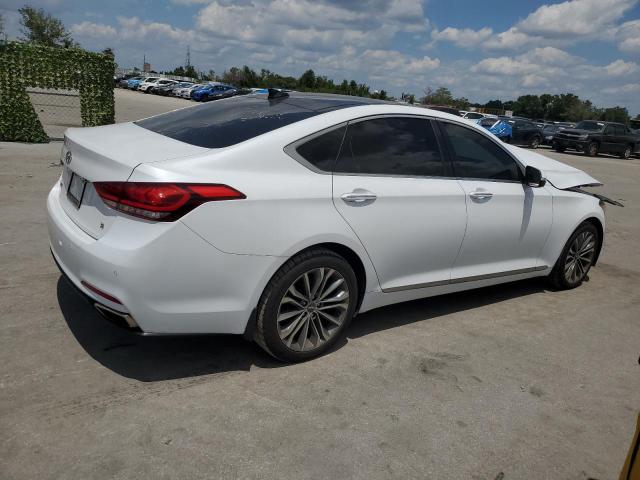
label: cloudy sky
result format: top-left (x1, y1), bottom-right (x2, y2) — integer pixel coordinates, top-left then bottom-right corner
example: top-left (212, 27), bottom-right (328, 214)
top-left (2, 0), bottom-right (639, 114)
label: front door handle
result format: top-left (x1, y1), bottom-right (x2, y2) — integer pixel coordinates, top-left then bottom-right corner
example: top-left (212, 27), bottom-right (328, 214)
top-left (341, 189), bottom-right (377, 206)
top-left (469, 190), bottom-right (493, 200)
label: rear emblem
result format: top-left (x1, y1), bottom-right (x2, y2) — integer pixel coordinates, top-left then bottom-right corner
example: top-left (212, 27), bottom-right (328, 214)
top-left (65, 151), bottom-right (72, 165)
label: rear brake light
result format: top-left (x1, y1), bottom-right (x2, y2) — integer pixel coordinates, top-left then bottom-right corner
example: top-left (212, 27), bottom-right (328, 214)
top-left (81, 280), bottom-right (123, 305)
top-left (93, 182), bottom-right (245, 221)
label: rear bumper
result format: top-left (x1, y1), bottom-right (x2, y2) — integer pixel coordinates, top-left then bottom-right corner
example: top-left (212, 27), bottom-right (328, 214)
top-left (47, 182), bottom-right (283, 334)
top-left (51, 248), bottom-right (142, 332)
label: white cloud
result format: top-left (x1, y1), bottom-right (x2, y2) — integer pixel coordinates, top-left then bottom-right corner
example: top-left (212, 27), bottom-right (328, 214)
top-left (615, 19), bottom-right (640, 52)
top-left (71, 21), bottom-right (117, 38)
top-left (603, 83), bottom-right (640, 93)
top-left (470, 48), bottom-right (577, 77)
top-left (517, 0), bottom-right (636, 38)
top-left (484, 27), bottom-right (536, 50)
top-left (430, 0), bottom-right (639, 51)
top-left (604, 59), bottom-right (640, 76)
top-left (430, 27), bottom-right (493, 48)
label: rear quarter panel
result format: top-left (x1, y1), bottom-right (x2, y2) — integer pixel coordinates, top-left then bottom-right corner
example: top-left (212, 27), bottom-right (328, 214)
top-left (129, 128), bottom-right (383, 294)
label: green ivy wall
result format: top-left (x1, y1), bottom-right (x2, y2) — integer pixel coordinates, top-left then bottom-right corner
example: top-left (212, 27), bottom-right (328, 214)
top-left (0, 41), bottom-right (115, 143)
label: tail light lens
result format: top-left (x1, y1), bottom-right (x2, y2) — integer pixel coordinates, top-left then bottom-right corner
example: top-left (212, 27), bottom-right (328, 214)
top-left (93, 182), bottom-right (245, 221)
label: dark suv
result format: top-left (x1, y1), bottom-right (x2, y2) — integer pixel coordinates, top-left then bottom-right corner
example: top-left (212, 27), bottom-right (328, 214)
top-left (553, 121), bottom-right (639, 159)
top-left (506, 119), bottom-right (543, 148)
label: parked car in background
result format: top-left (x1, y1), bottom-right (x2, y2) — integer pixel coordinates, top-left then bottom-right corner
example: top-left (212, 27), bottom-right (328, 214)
top-left (176, 83), bottom-right (203, 98)
top-left (128, 76), bottom-right (155, 90)
top-left (479, 117), bottom-right (512, 141)
top-left (191, 84), bottom-right (236, 102)
top-left (553, 121), bottom-right (638, 158)
top-left (115, 73), bottom-right (138, 87)
top-left (127, 76), bottom-right (149, 90)
top-left (542, 124), bottom-right (565, 145)
top-left (425, 105), bottom-right (461, 116)
top-left (462, 112), bottom-right (485, 120)
top-left (50, 91), bottom-right (614, 361)
top-left (505, 119), bottom-right (543, 148)
top-left (139, 78), bottom-right (177, 94)
top-left (154, 82), bottom-right (192, 96)
top-left (555, 121), bottom-right (576, 129)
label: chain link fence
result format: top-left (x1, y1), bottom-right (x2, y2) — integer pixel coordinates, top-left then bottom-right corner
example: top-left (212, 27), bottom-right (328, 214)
top-left (26, 87), bottom-right (82, 140)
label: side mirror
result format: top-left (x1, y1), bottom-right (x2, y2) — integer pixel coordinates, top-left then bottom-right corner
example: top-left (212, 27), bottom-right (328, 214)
top-left (525, 166), bottom-right (546, 187)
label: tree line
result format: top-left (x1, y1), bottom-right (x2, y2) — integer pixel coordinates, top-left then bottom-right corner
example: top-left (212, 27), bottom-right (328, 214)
top-left (419, 87), bottom-right (633, 124)
top-left (5, 5), bottom-right (638, 124)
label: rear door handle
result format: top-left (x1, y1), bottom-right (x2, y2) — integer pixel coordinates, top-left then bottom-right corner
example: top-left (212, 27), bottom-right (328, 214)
top-left (469, 191), bottom-right (493, 200)
top-left (341, 190), bottom-right (377, 206)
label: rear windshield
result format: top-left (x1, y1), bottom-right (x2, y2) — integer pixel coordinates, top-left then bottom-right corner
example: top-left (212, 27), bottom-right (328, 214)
top-left (135, 96), bottom-right (326, 148)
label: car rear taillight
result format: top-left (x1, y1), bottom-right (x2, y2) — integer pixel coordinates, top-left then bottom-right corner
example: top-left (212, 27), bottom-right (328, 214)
top-left (93, 182), bottom-right (245, 221)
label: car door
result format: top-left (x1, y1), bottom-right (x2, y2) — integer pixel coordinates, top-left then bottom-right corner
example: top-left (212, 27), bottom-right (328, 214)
top-left (511, 121), bottom-right (526, 143)
top-left (331, 116), bottom-right (467, 292)
top-left (612, 125), bottom-right (626, 153)
top-left (437, 121), bottom-right (553, 280)
top-left (601, 125), bottom-right (618, 153)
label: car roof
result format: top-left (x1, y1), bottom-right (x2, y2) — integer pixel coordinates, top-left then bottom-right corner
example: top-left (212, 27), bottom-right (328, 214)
top-left (274, 92), bottom-right (391, 112)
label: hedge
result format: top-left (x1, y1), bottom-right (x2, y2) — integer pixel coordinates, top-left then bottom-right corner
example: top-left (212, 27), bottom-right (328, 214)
top-left (0, 41), bottom-right (115, 143)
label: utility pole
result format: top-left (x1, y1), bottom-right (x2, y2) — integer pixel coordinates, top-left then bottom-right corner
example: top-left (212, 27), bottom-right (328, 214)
top-left (186, 45), bottom-right (191, 68)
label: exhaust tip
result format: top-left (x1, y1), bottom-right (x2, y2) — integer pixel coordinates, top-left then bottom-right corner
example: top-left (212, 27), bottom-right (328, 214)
top-left (94, 303), bottom-right (141, 332)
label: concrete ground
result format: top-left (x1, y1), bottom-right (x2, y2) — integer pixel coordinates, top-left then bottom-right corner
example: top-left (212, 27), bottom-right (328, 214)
top-left (1, 90), bottom-right (639, 480)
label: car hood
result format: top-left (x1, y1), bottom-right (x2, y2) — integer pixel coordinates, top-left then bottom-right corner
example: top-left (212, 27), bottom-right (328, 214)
top-left (557, 128), bottom-right (601, 135)
top-left (503, 144), bottom-right (602, 189)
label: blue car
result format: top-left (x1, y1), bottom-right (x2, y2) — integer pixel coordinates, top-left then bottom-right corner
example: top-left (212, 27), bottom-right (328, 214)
top-left (478, 117), bottom-right (512, 141)
top-left (191, 84), bottom-right (236, 102)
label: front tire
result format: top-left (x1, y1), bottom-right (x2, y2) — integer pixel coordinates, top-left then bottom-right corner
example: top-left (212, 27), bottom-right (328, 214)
top-left (620, 145), bottom-right (632, 159)
top-left (529, 136), bottom-right (541, 149)
top-left (549, 222), bottom-right (599, 290)
top-left (585, 141), bottom-right (598, 157)
top-left (255, 249), bottom-right (358, 362)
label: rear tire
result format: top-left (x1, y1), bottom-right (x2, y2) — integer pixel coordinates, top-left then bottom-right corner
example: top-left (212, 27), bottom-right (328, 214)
top-left (255, 249), bottom-right (358, 362)
top-left (549, 222), bottom-right (599, 290)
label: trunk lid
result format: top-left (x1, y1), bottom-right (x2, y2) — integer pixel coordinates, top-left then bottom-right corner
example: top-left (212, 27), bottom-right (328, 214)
top-left (59, 122), bottom-right (208, 239)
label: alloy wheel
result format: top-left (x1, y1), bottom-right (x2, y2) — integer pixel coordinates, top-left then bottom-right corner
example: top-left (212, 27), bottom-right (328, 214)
top-left (564, 231), bottom-right (596, 284)
top-left (276, 267), bottom-right (350, 352)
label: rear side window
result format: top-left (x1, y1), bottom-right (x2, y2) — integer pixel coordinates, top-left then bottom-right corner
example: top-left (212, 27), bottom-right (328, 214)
top-left (294, 126), bottom-right (346, 172)
top-left (440, 122), bottom-right (521, 181)
top-left (136, 96), bottom-right (320, 148)
top-left (334, 117), bottom-right (444, 177)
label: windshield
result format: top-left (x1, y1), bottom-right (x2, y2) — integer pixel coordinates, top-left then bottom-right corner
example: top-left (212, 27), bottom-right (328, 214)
top-left (575, 121), bottom-right (605, 131)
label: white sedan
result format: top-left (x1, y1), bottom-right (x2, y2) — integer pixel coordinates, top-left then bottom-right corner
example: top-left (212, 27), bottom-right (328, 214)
top-left (48, 90), bottom-right (613, 362)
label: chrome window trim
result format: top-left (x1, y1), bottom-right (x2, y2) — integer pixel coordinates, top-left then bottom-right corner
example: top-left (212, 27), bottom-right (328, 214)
top-left (285, 113), bottom-right (451, 178)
